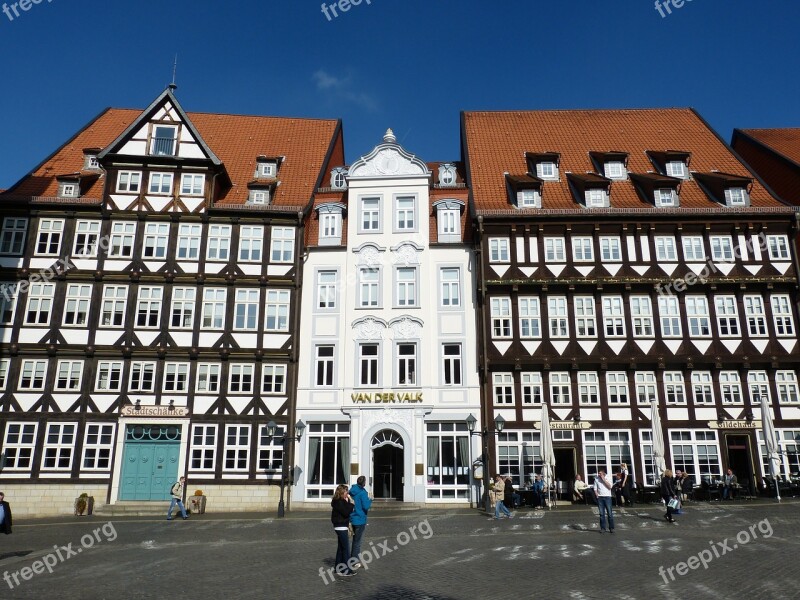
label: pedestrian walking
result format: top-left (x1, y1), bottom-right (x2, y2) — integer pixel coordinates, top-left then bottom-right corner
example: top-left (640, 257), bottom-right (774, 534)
top-left (331, 484), bottom-right (356, 577)
top-left (593, 470), bottom-right (615, 533)
top-left (661, 469), bottom-right (679, 524)
top-left (349, 475), bottom-right (372, 569)
top-left (167, 476), bottom-right (189, 521)
top-left (620, 462), bottom-right (634, 507)
top-left (0, 492), bottom-right (12, 535)
top-left (493, 474), bottom-right (512, 519)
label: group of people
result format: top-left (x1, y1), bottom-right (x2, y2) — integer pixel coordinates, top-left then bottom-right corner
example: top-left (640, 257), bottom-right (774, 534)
top-left (330, 475), bottom-right (373, 577)
top-left (572, 462), bottom-right (635, 508)
top-left (490, 473), bottom-right (551, 517)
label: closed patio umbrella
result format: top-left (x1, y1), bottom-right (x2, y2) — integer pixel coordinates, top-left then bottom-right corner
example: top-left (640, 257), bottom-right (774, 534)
top-left (540, 403), bottom-right (556, 508)
top-left (651, 400), bottom-right (667, 485)
top-left (761, 396), bottom-right (782, 502)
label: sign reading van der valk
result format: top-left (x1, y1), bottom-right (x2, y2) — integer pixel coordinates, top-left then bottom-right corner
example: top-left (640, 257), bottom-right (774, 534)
top-left (350, 392), bottom-right (424, 403)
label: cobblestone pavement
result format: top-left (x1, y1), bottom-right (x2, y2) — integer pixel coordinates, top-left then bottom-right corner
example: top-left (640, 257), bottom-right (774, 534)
top-left (0, 500), bottom-right (797, 600)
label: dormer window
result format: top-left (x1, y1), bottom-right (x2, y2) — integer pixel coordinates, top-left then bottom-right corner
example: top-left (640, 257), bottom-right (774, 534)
top-left (249, 189), bottom-right (269, 205)
top-left (150, 125), bottom-right (177, 156)
top-left (258, 162), bottom-right (276, 178)
top-left (605, 162), bottom-right (625, 179)
top-left (316, 203), bottom-right (345, 246)
top-left (586, 188), bottom-right (607, 207)
top-left (537, 162), bottom-right (557, 179)
top-left (330, 167), bottom-right (348, 190)
top-left (83, 150), bottom-right (100, 171)
top-left (656, 188), bottom-right (677, 207)
top-left (725, 187), bottom-right (747, 206)
top-left (438, 164), bottom-right (457, 187)
top-left (518, 189), bottom-right (540, 208)
top-left (666, 161), bottom-right (686, 179)
top-left (59, 182), bottom-right (79, 198)
top-left (433, 200), bottom-right (464, 244)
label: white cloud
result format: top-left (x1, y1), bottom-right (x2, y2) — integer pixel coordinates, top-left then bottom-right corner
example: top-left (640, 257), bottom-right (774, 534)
top-left (312, 69), bottom-right (378, 112)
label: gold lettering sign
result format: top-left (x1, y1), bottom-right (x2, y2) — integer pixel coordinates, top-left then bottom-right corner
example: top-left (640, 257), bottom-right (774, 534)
top-left (350, 392), bottom-right (423, 403)
top-left (707, 420), bottom-right (760, 430)
top-left (121, 405), bottom-right (189, 417)
top-left (534, 421), bottom-right (591, 430)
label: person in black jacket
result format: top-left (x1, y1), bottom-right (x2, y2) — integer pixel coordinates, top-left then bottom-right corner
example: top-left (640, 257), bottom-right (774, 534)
top-left (503, 477), bottom-right (516, 516)
top-left (330, 484), bottom-right (356, 577)
top-left (661, 469), bottom-right (678, 524)
top-left (0, 492), bottom-right (11, 535)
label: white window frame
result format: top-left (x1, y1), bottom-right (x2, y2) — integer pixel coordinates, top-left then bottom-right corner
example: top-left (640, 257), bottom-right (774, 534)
top-left (630, 295), bottom-right (654, 337)
top-left (489, 238), bottom-right (510, 263)
top-left (682, 235), bottom-right (705, 261)
top-left (135, 286), bottom-right (163, 328)
top-left (395, 267), bottom-right (418, 307)
top-left (493, 373), bottom-right (514, 405)
top-left (544, 237), bottom-right (566, 262)
top-left (394, 196), bottom-right (416, 232)
top-left (602, 296), bottom-right (626, 338)
top-left (239, 225), bottom-right (264, 262)
top-left (228, 364), bottom-right (254, 394)
top-left (315, 345), bottom-right (335, 387)
top-left (537, 162), bottom-right (557, 179)
top-left (19, 359), bottom-right (47, 390)
top-left (190, 424), bottom-right (217, 472)
top-left (572, 236), bottom-right (594, 262)
top-left (108, 222), bottom-right (136, 258)
top-left (170, 287), bottom-right (196, 329)
top-left (234, 288), bottom-right (260, 331)
top-left (691, 371), bottom-right (715, 405)
top-left (164, 362), bottom-right (190, 393)
top-left (397, 342), bottom-right (418, 387)
top-left (656, 188), bottom-right (677, 207)
top-left (196, 363), bottom-right (221, 394)
top-left (0, 218), bottom-right (27, 256)
top-left (224, 424), bottom-right (251, 472)
top-left (35, 219), bottom-right (64, 256)
top-left (81, 424), bottom-right (115, 471)
top-left (550, 372), bottom-right (571, 405)
top-left (201, 288), bottom-right (227, 329)
top-left (129, 361), bottom-right (156, 392)
top-left (725, 187), bottom-right (747, 206)
top-left (767, 235), bottom-right (790, 261)
top-left (715, 295), bottom-right (740, 337)
top-left (710, 235), bottom-right (735, 262)
top-left (664, 371), bottom-right (686, 405)
top-left (316, 270), bottom-right (337, 310)
top-left (519, 297), bottom-right (541, 339)
top-left (635, 372), bottom-right (658, 404)
top-left (95, 361), bottom-right (123, 392)
top-left (262, 364), bottom-right (287, 394)
top-left (665, 161), bottom-right (687, 178)
top-left (55, 360), bottom-right (83, 391)
top-left (73, 220), bottom-right (101, 257)
top-left (143, 222), bottom-right (169, 259)
top-left (24, 283), bottom-right (55, 325)
top-left (771, 294), bottom-right (795, 336)
top-left (605, 161), bottom-right (625, 179)
top-left (521, 372), bottom-right (543, 404)
top-left (177, 223), bottom-right (202, 260)
top-left (207, 224), bottom-right (232, 261)
top-left (607, 372), bottom-right (629, 405)
top-left (264, 290), bottom-right (290, 332)
top-left (719, 371), bottom-right (743, 405)
top-left (442, 343), bottom-right (462, 386)
top-left (491, 297), bottom-right (512, 339)
top-left (180, 173), bottom-right (205, 196)
top-left (599, 236), bottom-right (622, 262)
top-left (776, 371), bottom-right (800, 404)
top-left (270, 227), bottom-right (295, 263)
top-left (358, 267), bottom-right (380, 308)
top-left (116, 171), bottom-right (142, 193)
top-left (360, 197), bottom-right (381, 232)
top-left (62, 283), bottom-right (92, 327)
top-left (654, 236), bottom-right (677, 261)
top-left (658, 295), bottom-right (682, 338)
top-left (686, 296), bottom-right (711, 337)
top-left (748, 371), bottom-right (771, 404)
top-left (440, 268), bottom-right (461, 308)
top-left (2, 422), bottom-right (38, 471)
top-left (548, 296), bottom-right (569, 338)
top-left (578, 372), bottom-right (600, 405)
top-left (41, 422), bottom-right (78, 472)
top-left (100, 285), bottom-right (127, 327)
top-left (148, 172), bottom-right (174, 195)
top-left (574, 296), bottom-right (597, 338)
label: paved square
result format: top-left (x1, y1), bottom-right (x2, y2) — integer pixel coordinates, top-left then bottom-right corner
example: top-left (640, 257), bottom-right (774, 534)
top-left (1, 500), bottom-right (796, 599)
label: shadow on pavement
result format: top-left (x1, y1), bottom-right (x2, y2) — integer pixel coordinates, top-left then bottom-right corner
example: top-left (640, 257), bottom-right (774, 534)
top-left (357, 586), bottom-right (460, 600)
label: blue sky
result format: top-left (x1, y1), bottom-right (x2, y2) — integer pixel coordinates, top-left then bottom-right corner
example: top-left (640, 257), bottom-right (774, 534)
top-left (0, 0), bottom-right (798, 189)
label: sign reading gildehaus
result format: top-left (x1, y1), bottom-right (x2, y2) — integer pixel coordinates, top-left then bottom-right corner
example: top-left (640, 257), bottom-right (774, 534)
top-left (350, 392), bottom-right (423, 403)
top-left (121, 405), bottom-right (189, 417)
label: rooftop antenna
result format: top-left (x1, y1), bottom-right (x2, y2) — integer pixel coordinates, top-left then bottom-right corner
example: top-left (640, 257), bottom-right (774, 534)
top-left (169, 54), bottom-right (178, 92)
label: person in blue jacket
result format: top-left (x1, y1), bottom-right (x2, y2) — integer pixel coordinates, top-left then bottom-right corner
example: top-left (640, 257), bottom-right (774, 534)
top-left (349, 475), bottom-right (373, 568)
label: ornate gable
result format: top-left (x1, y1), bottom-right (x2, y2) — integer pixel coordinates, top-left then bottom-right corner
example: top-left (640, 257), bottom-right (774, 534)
top-left (348, 129), bottom-right (430, 179)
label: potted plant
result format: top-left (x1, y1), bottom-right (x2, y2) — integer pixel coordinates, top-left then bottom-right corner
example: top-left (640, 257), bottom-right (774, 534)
top-left (74, 493), bottom-right (94, 516)
top-left (189, 490), bottom-right (206, 515)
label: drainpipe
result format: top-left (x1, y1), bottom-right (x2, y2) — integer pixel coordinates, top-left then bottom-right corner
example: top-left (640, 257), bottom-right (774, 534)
top-left (476, 215), bottom-right (491, 482)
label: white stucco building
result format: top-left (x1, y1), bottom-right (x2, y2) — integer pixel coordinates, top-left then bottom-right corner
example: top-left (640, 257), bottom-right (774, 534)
top-left (293, 130), bottom-right (481, 504)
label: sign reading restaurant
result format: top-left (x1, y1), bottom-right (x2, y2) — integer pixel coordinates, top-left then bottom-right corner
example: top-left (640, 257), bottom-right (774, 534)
top-left (350, 392), bottom-right (424, 404)
top-left (534, 421), bottom-right (592, 430)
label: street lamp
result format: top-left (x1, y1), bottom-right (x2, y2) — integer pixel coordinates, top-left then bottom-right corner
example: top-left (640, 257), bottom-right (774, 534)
top-left (466, 414), bottom-right (478, 508)
top-left (471, 414), bottom-right (505, 514)
top-left (267, 419), bottom-right (306, 517)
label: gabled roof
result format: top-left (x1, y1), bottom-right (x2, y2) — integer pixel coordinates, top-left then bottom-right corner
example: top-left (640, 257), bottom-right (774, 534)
top-left (2, 96), bottom-right (341, 209)
top-left (735, 128), bottom-right (800, 168)
top-left (462, 108), bottom-right (785, 213)
top-left (731, 128), bottom-right (800, 206)
top-left (97, 87), bottom-right (221, 165)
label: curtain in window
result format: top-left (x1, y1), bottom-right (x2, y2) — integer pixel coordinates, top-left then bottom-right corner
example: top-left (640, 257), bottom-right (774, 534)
top-left (427, 437), bottom-right (439, 477)
top-left (307, 437), bottom-right (320, 484)
top-left (338, 437), bottom-right (350, 484)
top-left (457, 436), bottom-right (469, 480)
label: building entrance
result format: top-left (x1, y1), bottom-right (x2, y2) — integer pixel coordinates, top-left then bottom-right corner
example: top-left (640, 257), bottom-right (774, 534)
top-left (119, 424), bottom-right (181, 501)
top-left (726, 434), bottom-right (755, 495)
top-left (371, 430), bottom-right (404, 501)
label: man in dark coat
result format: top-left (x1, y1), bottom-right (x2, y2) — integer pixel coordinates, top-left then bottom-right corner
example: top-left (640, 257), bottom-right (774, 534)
top-left (0, 492), bottom-right (12, 534)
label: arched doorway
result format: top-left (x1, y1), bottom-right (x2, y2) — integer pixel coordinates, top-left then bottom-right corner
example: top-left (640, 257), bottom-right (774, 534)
top-left (371, 429), bottom-right (404, 501)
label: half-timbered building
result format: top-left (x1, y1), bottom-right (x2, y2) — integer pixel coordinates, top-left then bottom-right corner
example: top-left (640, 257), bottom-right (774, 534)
top-left (292, 130), bottom-right (481, 505)
top-left (462, 109), bottom-right (800, 496)
top-left (0, 87), bottom-right (342, 515)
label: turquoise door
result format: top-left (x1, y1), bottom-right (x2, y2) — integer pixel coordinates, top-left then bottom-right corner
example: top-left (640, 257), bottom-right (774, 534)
top-left (120, 425), bottom-right (182, 501)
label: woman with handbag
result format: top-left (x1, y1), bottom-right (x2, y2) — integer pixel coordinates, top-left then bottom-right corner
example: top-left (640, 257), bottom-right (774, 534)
top-left (331, 484), bottom-right (356, 577)
top-left (661, 469), bottom-right (679, 524)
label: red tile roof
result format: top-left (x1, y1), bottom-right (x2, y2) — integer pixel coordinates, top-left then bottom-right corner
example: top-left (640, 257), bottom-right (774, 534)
top-left (2, 106), bottom-right (341, 210)
top-left (738, 128), bottom-right (800, 167)
top-left (463, 109), bottom-right (785, 213)
top-left (732, 128), bottom-right (800, 207)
